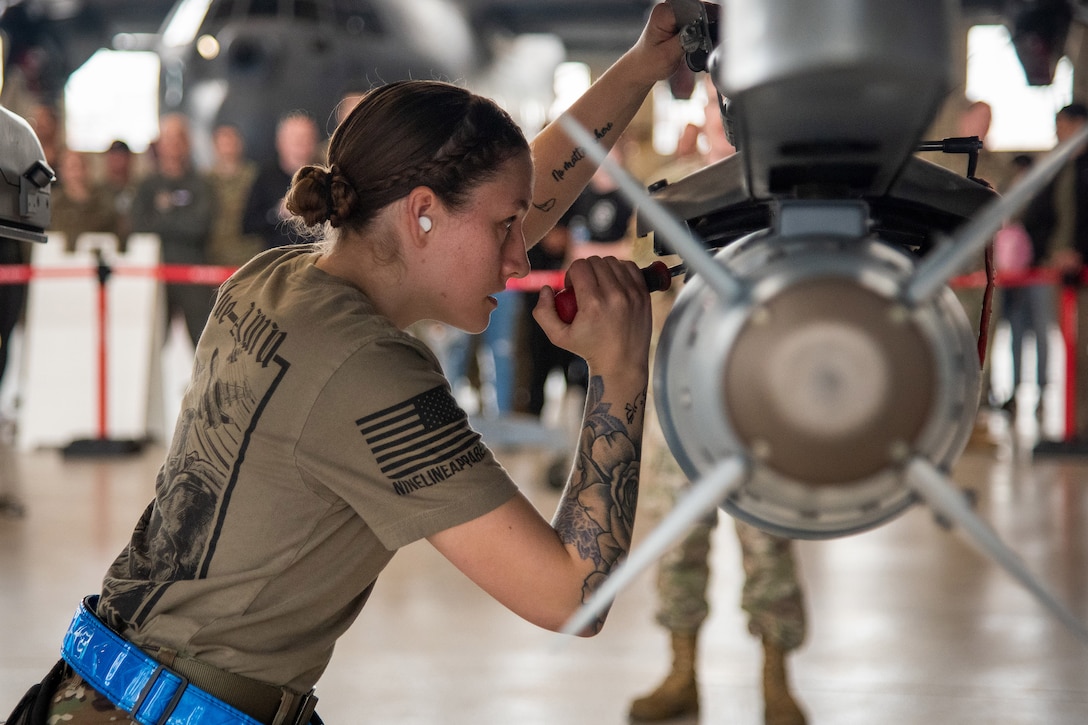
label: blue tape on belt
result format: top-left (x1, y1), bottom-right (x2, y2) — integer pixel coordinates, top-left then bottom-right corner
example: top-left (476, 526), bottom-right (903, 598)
top-left (61, 595), bottom-right (262, 725)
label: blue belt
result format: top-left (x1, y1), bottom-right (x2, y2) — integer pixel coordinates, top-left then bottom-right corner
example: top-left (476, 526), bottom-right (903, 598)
top-left (61, 595), bottom-right (263, 725)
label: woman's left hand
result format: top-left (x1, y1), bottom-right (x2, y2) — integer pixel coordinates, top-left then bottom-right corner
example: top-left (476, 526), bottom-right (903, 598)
top-left (622, 1), bottom-right (688, 87)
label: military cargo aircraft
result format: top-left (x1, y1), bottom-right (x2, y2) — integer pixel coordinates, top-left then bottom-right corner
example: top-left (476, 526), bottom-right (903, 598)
top-left (154, 0), bottom-right (484, 166)
top-left (2, 0), bottom-right (1082, 160)
top-left (0, 0), bottom-right (656, 165)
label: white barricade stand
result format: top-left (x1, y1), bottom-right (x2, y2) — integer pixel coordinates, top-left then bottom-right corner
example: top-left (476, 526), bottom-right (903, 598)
top-left (17, 232), bottom-right (165, 451)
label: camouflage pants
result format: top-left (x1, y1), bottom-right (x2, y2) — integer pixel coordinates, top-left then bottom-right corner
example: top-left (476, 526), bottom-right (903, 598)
top-left (639, 287), bottom-right (806, 652)
top-left (43, 670), bottom-right (137, 723)
top-left (30, 669), bottom-right (322, 725)
top-left (649, 504), bottom-right (806, 652)
top-left (642, 359), bottom-right (806, 652)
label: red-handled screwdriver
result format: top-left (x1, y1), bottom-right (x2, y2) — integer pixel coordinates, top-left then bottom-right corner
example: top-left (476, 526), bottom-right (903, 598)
top-left (553, 260), bottom-right (683, 323)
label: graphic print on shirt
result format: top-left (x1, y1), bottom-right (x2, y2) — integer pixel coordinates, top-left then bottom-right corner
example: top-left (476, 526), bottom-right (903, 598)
top-left (102, 289), bottom-right (289, 626)
top-left (357, 385), bottom-right (486, 495)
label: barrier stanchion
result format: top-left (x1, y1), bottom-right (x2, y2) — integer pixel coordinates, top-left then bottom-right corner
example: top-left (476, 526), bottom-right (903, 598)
top-left (62, 250), bottom-right (146, 457)
top-left (1033, 281), bottom-right (1088, 456)
top-left (1062, 283), bottom-right (1077, 440)
top-left (4, 253), bottom-right (238, 453)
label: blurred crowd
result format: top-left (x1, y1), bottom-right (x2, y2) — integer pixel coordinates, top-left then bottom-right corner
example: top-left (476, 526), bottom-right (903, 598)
top-left (0, 91), bottom-right (659, 432)
top-left (6, 100), bottom-right (330, 342)
top-left (8, 84), bottom-right (1088, 437)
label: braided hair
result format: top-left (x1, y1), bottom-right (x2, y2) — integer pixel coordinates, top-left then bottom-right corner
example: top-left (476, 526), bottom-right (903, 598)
top-left (285, 80), bottom-right (530, 244)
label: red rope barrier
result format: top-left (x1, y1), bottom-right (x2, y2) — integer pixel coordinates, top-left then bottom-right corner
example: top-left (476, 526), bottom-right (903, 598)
top-left (0, 263), bottom-right (569, 290)
top-left (0, 263), bottom-right (239, 285)
top-left (0, 262), bottom-right (1077, 290)
top-left (2, 260), bottom-right (1084, 440)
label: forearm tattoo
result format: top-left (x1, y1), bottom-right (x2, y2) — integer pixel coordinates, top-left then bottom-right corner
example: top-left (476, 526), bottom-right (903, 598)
top-left (553, 375), bottom-right (644, 632)
top-left (547, 121), bottom-right (616, 183)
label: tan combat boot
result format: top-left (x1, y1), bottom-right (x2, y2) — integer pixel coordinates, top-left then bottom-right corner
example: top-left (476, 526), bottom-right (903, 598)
top-left (762, 640), bottom-right (807, 725)
top-left (628, 631), bottom-right (699, 721)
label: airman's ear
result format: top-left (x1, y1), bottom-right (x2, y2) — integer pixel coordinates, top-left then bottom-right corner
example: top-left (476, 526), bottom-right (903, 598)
top-left (405, 186), bottom-right (439, 244)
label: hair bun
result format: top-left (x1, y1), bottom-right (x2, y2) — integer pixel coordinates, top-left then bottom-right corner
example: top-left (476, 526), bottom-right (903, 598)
top-left (285, 165), bottom-right (334, 228)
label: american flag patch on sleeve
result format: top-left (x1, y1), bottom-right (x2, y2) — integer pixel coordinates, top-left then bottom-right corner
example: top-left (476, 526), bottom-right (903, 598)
top-left (356, 385), bottom-right (483, 484)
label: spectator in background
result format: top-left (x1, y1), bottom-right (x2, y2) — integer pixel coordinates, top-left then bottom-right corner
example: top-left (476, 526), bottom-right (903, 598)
top-left (0, 35), bottom-right (37, 122)
top-left (336, 92), bottom-right (365, 126)
top-left (565, 142), bottom-right (637, 260)
top-left (205, 123), bottom-right (261, 267)
top-left (130, 113), bottom-right (217, 346)
top-left (27, 102), bottom-right (61, 169)
top-left (243, 111), bottom-right (319, 249)
top-left (438, 288), bottom-right (523, 419)
top-left (992, 154), bottom-right (1054, 422)
top-left (628, 79), bottom-right (807, 725)
top-left (514, 146), bottom-right (636, 412)
top-left (442, 129), bottom-right (635, 423)
top-left (518, 216), bottom-right (584, 419)
top-left (515, 143), bottom-right (637, 419)
top-left (50, 148), bottom-right (122, 251)
top-left (102, 140), bottom-right (138, 241)
top-left (937, 98), bottom-right (1004, 450)
top-left (1036, 103), bottom-right (1088, 438)
top-left (320, 90), bottom-right (366, 159)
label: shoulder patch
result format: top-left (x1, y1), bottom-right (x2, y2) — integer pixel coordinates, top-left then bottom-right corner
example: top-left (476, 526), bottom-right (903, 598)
top-left (356, 385), bottom-right (483, 491)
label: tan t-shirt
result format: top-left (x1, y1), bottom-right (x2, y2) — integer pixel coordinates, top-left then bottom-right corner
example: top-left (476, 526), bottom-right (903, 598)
top-left (98, 246), bottom-right (518, 690)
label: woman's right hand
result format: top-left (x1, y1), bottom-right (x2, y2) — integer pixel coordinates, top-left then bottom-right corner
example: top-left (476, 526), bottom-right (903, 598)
top-left (533, 255), bottom-right (653, 382)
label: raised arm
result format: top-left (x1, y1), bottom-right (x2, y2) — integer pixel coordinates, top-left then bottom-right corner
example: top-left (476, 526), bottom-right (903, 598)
top-left (428, 256), bottom-right (652, 635)
top-left (523, 1), bottom-right (684, 246)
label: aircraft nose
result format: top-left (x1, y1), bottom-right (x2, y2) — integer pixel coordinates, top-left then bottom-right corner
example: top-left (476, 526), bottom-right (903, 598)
top-left (225, 35), bottom-right (280, 76)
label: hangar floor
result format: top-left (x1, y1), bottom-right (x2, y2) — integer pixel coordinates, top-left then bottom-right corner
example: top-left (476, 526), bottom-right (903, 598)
top-left (2, 412), bottom-right (1088, 725)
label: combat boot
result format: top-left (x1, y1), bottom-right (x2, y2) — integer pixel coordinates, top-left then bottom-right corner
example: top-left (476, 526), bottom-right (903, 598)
top-left (628, 631), bottom-right (699, 721)
top-left (762, 639), bottom-right (807, 725)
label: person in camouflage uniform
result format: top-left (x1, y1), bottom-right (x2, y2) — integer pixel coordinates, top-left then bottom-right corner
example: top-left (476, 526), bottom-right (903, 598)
top-left (628, 288), bottom-right (808, 725)
top-left (628, 102), bottom-right (808, 722)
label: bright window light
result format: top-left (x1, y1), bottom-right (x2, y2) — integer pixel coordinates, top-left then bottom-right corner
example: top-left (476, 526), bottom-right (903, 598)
top-left (64, 50), bottom-right (160, 153)
top-left (651, 81), bottom-right (709, 156)
top-left (966, 24), bottom-right (1073, 151)
top-left (550, 62), bottom-right (591, 119)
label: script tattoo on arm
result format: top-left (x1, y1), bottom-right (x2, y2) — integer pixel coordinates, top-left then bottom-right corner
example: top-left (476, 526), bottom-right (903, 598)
top-left (553, 375), bottom-right (643, 633)
top-left (547, 121), bottom-right (617, 183)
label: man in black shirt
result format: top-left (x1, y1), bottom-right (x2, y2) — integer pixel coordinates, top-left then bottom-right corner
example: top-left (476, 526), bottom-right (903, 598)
top-left (243, 111), bottom-right (319, 249)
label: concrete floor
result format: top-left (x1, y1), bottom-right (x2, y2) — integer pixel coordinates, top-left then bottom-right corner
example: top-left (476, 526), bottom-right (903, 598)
top-left (2, 414), bottom-right (1088, 724)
